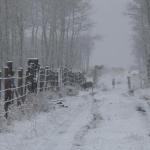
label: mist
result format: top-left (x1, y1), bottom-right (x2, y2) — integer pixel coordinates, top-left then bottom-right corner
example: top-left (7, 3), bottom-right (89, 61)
top-left (90, 0), bottom-right (134, 69)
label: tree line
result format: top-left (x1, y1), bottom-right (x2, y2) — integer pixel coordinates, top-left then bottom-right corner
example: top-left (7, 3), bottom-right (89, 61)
top-left (0, 0), bottom-right (93, 71)
top-left (128, 0), bottom-right (150, 86)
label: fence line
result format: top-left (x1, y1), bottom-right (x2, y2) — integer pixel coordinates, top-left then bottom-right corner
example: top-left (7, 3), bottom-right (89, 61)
top-left (0, 58), bottom-right (86, 119)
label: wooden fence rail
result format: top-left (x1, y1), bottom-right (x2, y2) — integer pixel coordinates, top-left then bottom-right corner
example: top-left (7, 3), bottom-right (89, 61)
top-left (0, 58), bottom-right (86, 119)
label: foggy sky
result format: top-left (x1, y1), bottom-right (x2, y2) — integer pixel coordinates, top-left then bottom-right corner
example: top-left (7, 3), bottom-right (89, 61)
top-left (90, 0), bottom-right (134, 69)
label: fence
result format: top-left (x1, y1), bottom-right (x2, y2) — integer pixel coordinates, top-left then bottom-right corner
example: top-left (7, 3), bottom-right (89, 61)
top-left (127, 71), bottom-right (141, 93)
top-left (0, 59), bottom-right (86, 119)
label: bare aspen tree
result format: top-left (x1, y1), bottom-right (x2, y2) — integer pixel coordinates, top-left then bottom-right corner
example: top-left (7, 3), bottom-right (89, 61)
top-left (128, 0), bottom-right (150, 87)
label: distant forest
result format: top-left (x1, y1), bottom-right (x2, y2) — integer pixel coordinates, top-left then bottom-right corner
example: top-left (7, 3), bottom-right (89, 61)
top-left (0, 0), bottom-right (93, 71)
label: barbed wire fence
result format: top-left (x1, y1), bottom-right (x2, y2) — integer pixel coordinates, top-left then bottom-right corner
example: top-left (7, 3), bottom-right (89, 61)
top-left (0, 59), bottom-right (86, 126)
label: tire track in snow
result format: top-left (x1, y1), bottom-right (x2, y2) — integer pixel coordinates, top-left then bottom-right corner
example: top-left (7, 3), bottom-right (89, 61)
top-left (54, 94), bottom-right (92, 150)
top-left (71, 97), bottom-right (103, 150)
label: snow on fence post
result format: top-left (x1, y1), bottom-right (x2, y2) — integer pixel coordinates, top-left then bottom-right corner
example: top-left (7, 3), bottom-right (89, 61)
top-left (7, 61), bottom-right (13, 75)
top-left (18, 68), bottom-right (23, 105)
top-left (93, 65), bottom-right (99, 88)
top-left (39, 67), bottom-right (45, 92)
top-left (25, 70), bottom-right (28, 96)
top-left (127, 76), bottom-right (134, 95)
top-left (54, 70), bottom-right (59, 90)
top-left (58, 67), bottom-right (63, 91)
top-left (4, 66), bottom-right (11, 119)
top-left (45, 66), bottom-right (49, 91)
top-left (26, 58), bottom-right (39, 93)
top-left (7, 61), bottom-right (15, 100)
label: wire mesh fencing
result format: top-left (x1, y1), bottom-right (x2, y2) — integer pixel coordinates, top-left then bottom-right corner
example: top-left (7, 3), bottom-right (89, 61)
top-left (0, 59), bottom-right (86, 120)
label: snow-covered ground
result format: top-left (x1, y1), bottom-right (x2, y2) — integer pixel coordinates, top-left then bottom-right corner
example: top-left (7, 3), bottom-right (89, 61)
top-left (1, 72), bottom-right (150, 150)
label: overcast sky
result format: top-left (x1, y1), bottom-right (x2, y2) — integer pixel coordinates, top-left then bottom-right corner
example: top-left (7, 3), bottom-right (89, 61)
top-left (90, 0), bottom-right (134, 68)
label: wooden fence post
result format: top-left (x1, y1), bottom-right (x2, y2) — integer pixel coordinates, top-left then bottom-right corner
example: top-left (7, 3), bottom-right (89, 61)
top-left (7, 61), bottom-right (14, 100)
top-left (4, 67), bottom-right (11, 118)
top-left (45, 66), bottom-right (49, 91)
top-left (55, 70), bottom-right (59, 90)
top-left (127, 76), bottom-right (134, 95)
top-left (58, 68), bottom-right (63, 91)
top-left (18, 68), bottom-right (23, 105)
top-left (127, 76), bottom-right (131, 90)
top-left (24, 70), bottom-right (29, 101)
top-left (39, 67), bottom-right (45, 92)
top-left (7, 61), bottom-right (13, 75)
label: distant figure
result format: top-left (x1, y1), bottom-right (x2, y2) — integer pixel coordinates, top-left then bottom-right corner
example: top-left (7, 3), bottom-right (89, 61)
top-left (112, 78), bottom-right (116, 89)
top-left (81, 81), bottom-right (93, 90)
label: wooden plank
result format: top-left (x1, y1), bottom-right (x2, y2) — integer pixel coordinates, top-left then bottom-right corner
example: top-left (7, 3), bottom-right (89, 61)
top-left (4, 66), bottom-right (11, 119)
top-left (18, 68), bottom-right (23, 105)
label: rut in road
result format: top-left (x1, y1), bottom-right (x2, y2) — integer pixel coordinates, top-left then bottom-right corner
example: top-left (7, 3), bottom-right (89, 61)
top-left (71, 96), bottom-right (103, 150)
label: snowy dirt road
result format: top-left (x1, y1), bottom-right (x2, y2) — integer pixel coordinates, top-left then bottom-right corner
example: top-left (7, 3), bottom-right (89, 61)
top-left (78, 75), bottom-right (150, 150)
top-left (1, 75), bottom-right (150, 150)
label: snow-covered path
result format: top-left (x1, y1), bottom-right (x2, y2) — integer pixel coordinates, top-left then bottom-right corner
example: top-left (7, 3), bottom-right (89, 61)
top-left (81, 90), bottom-right (150, 150)
top-left (1, 74), bottom-right (150, 150)
top-left (79, 75), bottom-right (150, 150)
top-left (54, 95), bottom-right (92, 150)
top-left (0, 92), bottom-right (94, 150)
